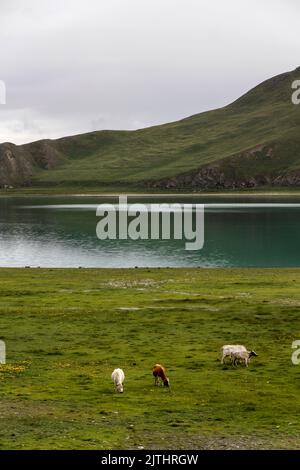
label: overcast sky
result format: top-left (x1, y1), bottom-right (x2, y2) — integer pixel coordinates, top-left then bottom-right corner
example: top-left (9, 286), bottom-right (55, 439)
top-left (0, 0), bottom-right (299, 145)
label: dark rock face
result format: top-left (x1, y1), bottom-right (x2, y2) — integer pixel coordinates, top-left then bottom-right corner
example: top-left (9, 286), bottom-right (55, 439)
top-left (148, 167), bottom-right (300, 190)
top-left (0, 140), bottom-right (63, 188)
top-left (0, 143), bottom-right (33, 187)
top-left (24, 140), bottom-right (63, 170)
top-left (147, 144), bottom-right (300, 190)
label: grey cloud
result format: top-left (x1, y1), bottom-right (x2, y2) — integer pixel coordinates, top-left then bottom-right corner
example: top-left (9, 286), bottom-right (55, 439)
top-left (0, 0), bottom-right (299, 144)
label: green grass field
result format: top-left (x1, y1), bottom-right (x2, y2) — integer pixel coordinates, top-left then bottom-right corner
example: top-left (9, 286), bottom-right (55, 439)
top-left (0, 268), bottom-right (300, 449)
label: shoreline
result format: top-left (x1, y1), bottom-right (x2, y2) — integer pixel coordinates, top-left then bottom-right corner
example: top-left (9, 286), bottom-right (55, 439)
top-left (0, 267), bottom-right (299, 271)
top-left (3, 190), bottom-right (300, 198)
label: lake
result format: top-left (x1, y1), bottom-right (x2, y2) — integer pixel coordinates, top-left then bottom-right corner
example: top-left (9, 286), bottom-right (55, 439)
top-left (1, 194), bottom-right (300, 267)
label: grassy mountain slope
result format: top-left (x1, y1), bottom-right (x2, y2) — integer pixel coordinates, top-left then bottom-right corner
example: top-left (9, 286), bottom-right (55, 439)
top-left (1, 66), bottom-right (300, 190)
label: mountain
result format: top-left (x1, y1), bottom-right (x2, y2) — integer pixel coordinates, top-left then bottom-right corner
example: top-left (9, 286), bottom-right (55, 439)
top-left (1, 66), bottom-right (300, 191)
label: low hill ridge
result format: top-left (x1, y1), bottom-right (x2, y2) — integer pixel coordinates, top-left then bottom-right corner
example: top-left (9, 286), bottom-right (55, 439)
top-left (1, 66), bottom-right (300, 190)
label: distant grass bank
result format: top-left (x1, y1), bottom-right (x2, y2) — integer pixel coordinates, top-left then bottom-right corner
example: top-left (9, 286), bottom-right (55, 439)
top-left (0, 268), bottom-right (300, 449)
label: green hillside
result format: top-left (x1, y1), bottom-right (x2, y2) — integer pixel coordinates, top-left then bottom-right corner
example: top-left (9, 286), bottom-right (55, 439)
top-left (1, 66), bottom-right (300, 190)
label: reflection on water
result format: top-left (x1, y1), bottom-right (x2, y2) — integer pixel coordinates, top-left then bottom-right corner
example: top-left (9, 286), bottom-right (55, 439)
top-left (1, 195), bottom-right (300, 267)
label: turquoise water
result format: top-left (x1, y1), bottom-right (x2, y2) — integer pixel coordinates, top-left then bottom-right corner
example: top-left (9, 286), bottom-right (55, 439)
top-left (1, 195), bottom-right (300, 267)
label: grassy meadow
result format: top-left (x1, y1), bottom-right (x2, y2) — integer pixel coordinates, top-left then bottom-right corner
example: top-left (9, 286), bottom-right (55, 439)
top-left (0, 268), bottom-right (300, 449)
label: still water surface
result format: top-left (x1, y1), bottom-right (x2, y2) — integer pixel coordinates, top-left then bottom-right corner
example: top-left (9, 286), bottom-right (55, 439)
top-left (1, 195), bottom-right (300, 267)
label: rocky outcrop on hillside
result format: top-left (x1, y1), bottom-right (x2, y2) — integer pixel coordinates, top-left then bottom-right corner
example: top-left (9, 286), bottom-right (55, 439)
top-left (0, 143), bottom-right (33, 187)
top-left (148, 144), bottom-right (300, 190)
top-left (23, 140), bottom-right (63, 170)
top-left (149, 167), bottom-right (300, 190)
top-left (0, 140), bottom-right (64, 188)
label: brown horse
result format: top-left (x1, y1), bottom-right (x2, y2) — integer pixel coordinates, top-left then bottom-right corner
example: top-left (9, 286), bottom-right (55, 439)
top-left (152, 363), bottom-right (170, 387)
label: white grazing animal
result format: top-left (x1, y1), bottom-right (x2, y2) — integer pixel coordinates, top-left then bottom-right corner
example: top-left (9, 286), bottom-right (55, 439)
top-left (111, 368), bottom-right (125, 393)
top-left (221, 345), bottom-right (247, 364)
top-left (232, 350), bottom-right (258, 367)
